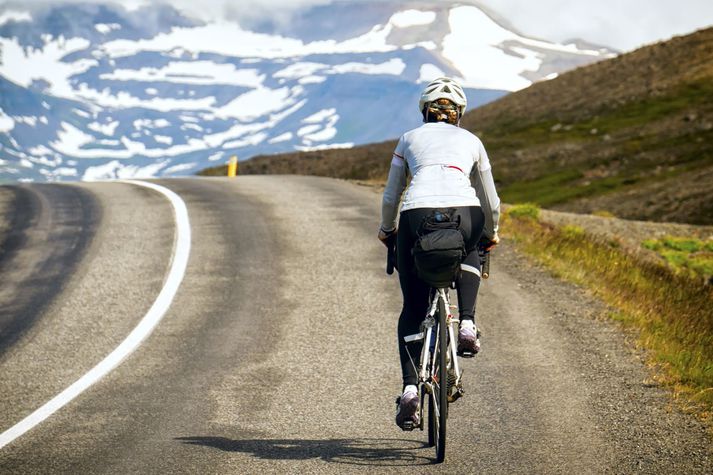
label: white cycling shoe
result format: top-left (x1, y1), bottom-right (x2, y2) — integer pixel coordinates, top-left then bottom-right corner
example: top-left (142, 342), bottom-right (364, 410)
top-left (395, 386), bottom-right (419, 430)
top-left (457, 320), bottom-right (481, 357)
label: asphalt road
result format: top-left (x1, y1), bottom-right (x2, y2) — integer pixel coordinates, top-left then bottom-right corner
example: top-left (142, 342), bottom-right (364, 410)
top-left (0, 176), bottom-right (710, 474)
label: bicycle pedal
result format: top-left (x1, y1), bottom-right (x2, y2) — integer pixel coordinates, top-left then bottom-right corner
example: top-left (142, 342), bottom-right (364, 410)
top-left (458, 350), bottom-right (476, 358)
top-left (401, 420), bottom-right (415, 431)
top-left (448, 388), bottom-right (465, 403)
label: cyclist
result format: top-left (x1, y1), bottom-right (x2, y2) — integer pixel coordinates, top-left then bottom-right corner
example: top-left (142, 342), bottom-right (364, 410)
top-left (378, 77), bottom-right (501, 430)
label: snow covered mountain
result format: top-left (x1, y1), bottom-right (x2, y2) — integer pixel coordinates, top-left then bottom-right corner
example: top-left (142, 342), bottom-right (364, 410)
top-left (0, 1), bottom-right (615, 181)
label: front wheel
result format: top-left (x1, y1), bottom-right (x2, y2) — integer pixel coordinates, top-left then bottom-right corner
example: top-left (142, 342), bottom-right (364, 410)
top-left (428, 298), bottom-right (449, 463)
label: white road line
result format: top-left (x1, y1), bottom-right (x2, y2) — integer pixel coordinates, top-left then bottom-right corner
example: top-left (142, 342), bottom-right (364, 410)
top-left (0, 180), bottom-right (191, 450)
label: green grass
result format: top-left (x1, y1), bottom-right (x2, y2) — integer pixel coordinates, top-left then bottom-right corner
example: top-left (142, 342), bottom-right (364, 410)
top-left (498, 169), bottom-right (639, 206)
top-left (503, 206), bottom-right (713, 427)
top-left (505, 202), bottom-right (541, 220)
top-left (485, 80), bottom-right (713, 144)
top-left (643, 237), bottom-right (713, 280)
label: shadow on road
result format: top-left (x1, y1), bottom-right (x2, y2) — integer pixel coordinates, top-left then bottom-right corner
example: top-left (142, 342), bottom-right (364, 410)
top-left (175, 436), bottom-right (433, 466)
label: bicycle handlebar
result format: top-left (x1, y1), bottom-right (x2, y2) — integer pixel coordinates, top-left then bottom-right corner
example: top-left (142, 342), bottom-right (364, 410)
top-left (482, 251), bottom-right (490, 279)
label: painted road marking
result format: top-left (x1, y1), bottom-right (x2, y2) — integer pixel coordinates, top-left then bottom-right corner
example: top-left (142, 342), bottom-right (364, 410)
top-left (0, 180), bottom-right (191, 449)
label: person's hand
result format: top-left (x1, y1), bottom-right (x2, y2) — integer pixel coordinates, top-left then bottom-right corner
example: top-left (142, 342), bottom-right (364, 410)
top-left (378, 227), bottom-right (397, 247)
top-left (480, 234), bottom-right (500, 252)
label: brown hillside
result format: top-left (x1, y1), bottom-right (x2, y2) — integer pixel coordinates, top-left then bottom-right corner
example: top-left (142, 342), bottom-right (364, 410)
top-left (201, 27), bottom-right (713, 224)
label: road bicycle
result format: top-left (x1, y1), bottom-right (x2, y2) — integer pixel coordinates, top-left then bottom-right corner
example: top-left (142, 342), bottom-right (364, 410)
top-left (387, 240), bottom-right (489, 463)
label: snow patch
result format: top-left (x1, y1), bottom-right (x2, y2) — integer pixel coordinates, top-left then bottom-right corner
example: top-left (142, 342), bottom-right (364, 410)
top-left (95, 23), bottom-right (121, 34)
top-left (75, 84), bottom-right (216, 112)
top-left (303, 108), bottom-right (337, 124)
top-left (134, 118), bottom-right (171, 130)
top-left (390, 10), bottom-right (436, 28)
top-left (0, 11), bottom-right (32, 25)
top-left (419, 63), bottom-right (447, 82)
top-left (442, 6), bottom-right (535, 90)
top-left (0, 109), bottom-right (16, 132)
top-left (217, 86), bottom-right (292, 120)
top-left (268, 132), bottom-right (293, 144)
top-left (51, 122), bottom-right (96, 155)
top-left (88, 120), bottom-right (120, 136)
top-left (299, 76), bottom-right (327, 84)
top-left (82, 159), bottom-right (169, 181)
top-left (223, 132), bottom-right (268, 148)
top-left (102, 20), bottom-right (397, 60)
top-left (182, 123), bottom-right (203, 132)
top-left (0, 36), bottom-right (96, 99)
top-left (101, 61), bottom-right (264, 87)
top-left (164, 162), bottom-right (197, 174)
top-left (329, 58), bottom-right (405, 76)
top-left (30, 156), bottom-right (62, 167)
top-left (304, 126), bottom-right (337, 142)
top-left (295, 142), bottom-right (354, 152)
top-left (297, 124), bottom-right (321, 137)
top-left (208, 151), bottom-right (224, 161)
top-left (14, 116), bottom-right (38, 127)
top-left (274, 62), bottom-right (326, 79)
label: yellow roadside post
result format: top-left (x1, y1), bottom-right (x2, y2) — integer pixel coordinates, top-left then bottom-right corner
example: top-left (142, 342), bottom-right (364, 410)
top-left (227, 155), bottom-right (238, 177)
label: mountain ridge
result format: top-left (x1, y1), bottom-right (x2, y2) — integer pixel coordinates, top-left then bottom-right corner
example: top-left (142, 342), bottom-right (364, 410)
top-left (212, 26), bottom-right (713, 225)
top-left (0, 0), bottom-right (613, 182)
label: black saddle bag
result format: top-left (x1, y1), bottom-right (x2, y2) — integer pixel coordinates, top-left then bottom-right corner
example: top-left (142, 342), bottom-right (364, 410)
top-left (412, 210), bottom-right (465, 287)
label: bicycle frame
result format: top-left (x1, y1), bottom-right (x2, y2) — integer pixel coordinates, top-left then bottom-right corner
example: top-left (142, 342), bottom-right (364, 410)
top-left (388, 240), bottom-right (491, 463)
top-left (404, 287), bottom-right (464, 419)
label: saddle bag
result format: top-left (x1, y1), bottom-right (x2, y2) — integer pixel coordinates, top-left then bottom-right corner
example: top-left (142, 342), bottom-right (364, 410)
top-left (412, 210), bottom-right (465, 288)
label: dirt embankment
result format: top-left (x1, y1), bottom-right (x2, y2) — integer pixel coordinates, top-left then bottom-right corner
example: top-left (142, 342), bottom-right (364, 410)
top-left (539, 208), bottom-right (713, 255)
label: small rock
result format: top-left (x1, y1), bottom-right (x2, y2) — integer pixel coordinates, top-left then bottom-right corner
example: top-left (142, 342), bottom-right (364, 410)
top-left (683, 113), bottom-right (697, 122)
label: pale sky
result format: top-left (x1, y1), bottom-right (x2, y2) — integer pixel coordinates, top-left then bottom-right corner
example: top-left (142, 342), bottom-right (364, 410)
top-left (2, 0), bottom-right (713, 52)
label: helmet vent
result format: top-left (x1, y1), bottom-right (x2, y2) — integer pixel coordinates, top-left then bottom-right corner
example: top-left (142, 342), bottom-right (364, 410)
top-left (442, 85), bottom-right (451, 93)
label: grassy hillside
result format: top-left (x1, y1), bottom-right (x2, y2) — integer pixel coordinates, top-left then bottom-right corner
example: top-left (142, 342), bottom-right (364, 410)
top-left (200, 27), bottom-right (713, 224)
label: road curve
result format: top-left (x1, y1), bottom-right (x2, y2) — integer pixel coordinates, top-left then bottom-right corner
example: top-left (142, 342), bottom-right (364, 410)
top-left (0, 176), bottom-right (710, 474)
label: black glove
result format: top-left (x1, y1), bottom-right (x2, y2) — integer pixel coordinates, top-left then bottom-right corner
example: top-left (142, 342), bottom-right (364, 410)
top-left (479, 234), bottom-right (500, 252)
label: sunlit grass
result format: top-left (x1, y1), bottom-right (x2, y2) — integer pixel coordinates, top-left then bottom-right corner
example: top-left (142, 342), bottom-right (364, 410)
top-left (503, 204), bottom-right (713, 427)
top-left (643, 236), bottom-right (713, 281)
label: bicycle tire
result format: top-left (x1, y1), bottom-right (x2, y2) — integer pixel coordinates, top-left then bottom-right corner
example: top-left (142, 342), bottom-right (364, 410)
top-left (427, 329), bottom-right (436, 447)
top-left (434, 296), bottom-right (449, 462)
top-left (427, 378), bottom-right (436, 446)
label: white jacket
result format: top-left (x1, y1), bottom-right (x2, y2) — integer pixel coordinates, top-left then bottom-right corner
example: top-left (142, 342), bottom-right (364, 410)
top-left (381, 122), bottom-right (500, 238)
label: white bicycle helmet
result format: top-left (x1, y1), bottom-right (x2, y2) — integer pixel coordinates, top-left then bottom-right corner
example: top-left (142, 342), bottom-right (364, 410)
top-left (418, 77), bottom-right (467, 116)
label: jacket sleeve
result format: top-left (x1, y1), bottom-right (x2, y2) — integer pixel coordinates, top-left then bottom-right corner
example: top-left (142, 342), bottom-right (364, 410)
top-left (380, 138), bottom-right (408, 231)
top-left (472, 140), bottom-right (501, 238)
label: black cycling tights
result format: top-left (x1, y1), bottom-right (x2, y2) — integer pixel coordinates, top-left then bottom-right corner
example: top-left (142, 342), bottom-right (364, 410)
top-left (396, 206), bottom-right (485, 388)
